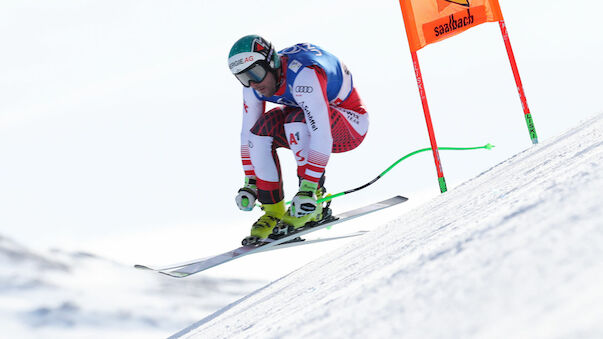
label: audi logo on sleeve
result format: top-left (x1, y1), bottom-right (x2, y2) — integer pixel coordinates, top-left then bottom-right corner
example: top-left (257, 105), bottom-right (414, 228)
top-left (295, 86), bottom-right (313, 93)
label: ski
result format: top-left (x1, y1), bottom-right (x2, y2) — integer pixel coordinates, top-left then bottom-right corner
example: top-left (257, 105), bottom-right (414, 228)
top-left (252, 230), bottom-right (368, 253)
top-left (134, 231), bottom-right (368, 275)
top-left (135, 195), bottom-right (407, 278)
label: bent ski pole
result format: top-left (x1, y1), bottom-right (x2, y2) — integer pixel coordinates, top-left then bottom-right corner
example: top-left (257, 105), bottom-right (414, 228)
top-left (318, 143), bottom-right (495, 203)
top-left (244, 143), bottom-right (494, 207)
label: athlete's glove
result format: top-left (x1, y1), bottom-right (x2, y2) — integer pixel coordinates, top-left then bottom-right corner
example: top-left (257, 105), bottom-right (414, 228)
top-left (290, 180), bottom-right (318, 217)
top-left (235, 177), bottom-right (257, 211)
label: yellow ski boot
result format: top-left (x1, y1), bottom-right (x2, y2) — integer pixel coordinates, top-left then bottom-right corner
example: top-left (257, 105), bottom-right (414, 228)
top-left (280, 180), bottom-right (327, 230)
top-left (242, 200), bottom-right (286, 246)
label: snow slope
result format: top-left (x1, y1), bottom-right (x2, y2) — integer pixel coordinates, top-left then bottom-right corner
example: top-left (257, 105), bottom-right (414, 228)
top-left (172, 113), bottom-right (603, 339)
top-left (0, 236), bottom-right (265, 339)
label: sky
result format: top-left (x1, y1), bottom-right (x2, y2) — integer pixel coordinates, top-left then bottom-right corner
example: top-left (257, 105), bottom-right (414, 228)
top-left (1, 0), bottom-right (602, 279)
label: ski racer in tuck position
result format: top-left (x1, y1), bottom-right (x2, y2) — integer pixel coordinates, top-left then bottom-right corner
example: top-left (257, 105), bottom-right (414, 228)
top-left (228, 35), bottom-right (369, 245)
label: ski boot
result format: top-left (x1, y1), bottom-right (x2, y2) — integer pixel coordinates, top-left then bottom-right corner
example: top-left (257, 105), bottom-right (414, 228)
top-left (273, 183), bottom-right (332, 237)
top-left (241, 200), bottom-right (286, 246)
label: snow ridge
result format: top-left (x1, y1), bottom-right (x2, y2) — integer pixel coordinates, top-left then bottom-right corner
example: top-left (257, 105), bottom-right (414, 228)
top-left (174, 113), bottom-right (603, 339)
top-left (0, 235), bottom-right (266, 339)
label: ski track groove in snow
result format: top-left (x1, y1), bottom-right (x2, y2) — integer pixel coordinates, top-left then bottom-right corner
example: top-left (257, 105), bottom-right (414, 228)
top-left (173, 114), bottom-right (603, 339)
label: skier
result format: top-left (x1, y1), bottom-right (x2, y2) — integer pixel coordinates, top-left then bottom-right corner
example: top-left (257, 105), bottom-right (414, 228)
top-left (228, 35), bottom-right (369, 243)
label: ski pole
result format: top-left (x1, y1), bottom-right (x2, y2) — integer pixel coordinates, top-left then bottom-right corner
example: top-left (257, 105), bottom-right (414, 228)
top-left (243, 143), bottom-right (494, 207)
top-left (317, 143), bottom-right (495, 204)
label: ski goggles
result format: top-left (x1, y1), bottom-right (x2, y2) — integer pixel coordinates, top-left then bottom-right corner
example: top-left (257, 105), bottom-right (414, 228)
top-left (234, 62), bottom-right (269, 87)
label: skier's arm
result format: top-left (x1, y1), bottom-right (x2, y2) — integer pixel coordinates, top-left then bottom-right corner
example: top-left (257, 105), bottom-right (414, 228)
top-left (292, 66), bottom-right (333, 184)
top-left (240, 87), bottom-right (265, 179)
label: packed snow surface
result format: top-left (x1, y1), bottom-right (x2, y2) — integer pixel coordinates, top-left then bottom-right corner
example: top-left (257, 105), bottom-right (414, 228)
top-left (173, 114), bottom-right (603, 339)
